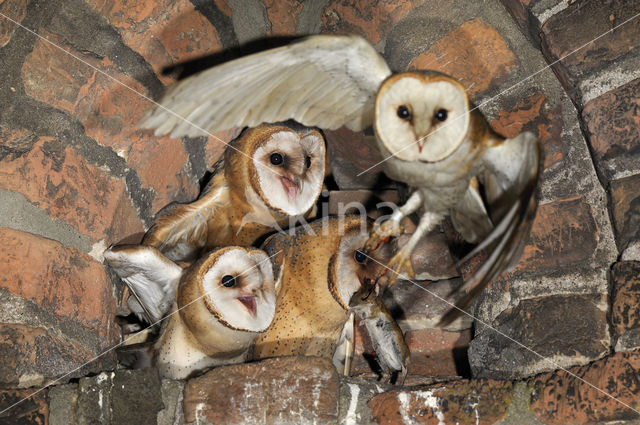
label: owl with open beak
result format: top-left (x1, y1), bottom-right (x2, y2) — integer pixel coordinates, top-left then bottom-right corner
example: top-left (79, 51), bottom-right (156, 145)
top-left (104, 245), bottom-right (276, 380)
top-left (139, 34), bottom-right (541, 317)
top-left (143, 122), bottom-right (325, 263)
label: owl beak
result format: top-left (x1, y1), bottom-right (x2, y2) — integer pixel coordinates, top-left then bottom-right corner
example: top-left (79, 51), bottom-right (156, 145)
top-left (417, 140), bottom-right (424, 153)
top-left (236, 295), bottom-right (257, 316)
top-left (279, 174), bottom-right (300, 201)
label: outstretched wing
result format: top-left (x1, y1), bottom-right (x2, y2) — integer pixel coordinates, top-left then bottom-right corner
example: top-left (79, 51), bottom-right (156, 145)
top-left (441, 131), bottom-right (541, 325)
top-left (104, 245), bottom-right (183, 323)
top-left (139, 35), bottom-right (391, 138)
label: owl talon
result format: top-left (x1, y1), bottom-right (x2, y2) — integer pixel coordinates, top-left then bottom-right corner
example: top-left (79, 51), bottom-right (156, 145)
top-left (385, 250), bottom-right (415, 285)
top-left (365, 221), bottom-right (403, 252)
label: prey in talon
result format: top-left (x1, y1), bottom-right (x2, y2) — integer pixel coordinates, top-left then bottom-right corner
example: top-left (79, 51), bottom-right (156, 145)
top-left (349, 283), bottom-right (410, 384)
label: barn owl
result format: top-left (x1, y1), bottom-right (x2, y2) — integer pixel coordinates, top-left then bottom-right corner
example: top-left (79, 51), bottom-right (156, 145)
top-left (139, 35), bottom-right (541, 314)
top-left (143, 122), bottom-right (325, 263)
top-left (252, 215), bottom-right (401, 374)
top-left (103, 245), bottom-right (276, 380)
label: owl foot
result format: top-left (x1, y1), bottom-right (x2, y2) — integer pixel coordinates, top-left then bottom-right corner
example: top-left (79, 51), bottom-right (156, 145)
top-left (385, 249), bottom-right (414, 285)
top-left (365, 220), bottom-right (403, 252)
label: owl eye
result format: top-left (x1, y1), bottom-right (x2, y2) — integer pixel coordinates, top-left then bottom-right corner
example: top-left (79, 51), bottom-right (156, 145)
top-left (305, 155), bottom-right (312, 169)
top-left (435, 109), bottom-right (448, 122)
top-left (354, 249), bottom-right (367, 264)
top-left (221, 275), bottom-right (236, 287)
top-left (270, 152), bottom-right (284, 166)
top-left (397, 105), bottom-right (411, 120)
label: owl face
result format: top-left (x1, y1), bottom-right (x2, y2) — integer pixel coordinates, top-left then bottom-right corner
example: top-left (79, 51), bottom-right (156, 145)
top-left (250, 125), bottom-right (325, 216)
top-left (182, 246), bottom-right (276, 333)
top-left (328, 217), bottom-right (390, 309)
top-left (375, 72), bottom-right (470, 163)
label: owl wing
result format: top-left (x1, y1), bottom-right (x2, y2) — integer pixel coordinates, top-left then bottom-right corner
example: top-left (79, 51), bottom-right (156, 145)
top-left (139, 35), bottom-right (392, 138)
top-left (143, 171), bottom-right (229, 263)
top-left (103, 245), bottom-right (183, 323)
top-left (441, 132), bottom-right (541, 324)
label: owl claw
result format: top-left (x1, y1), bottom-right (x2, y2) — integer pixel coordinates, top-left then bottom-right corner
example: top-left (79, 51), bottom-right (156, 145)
top-left (365, 220), bottom-right (403, 253)
top-left (386, 249), bottom-right (414, 285)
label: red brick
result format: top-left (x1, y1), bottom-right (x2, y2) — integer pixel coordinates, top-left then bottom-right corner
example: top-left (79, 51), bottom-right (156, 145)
top-left (21, 32), bottom-right (200, 212)
top-left (541, 0), bottom-right (640, 96)
top-left (0, 0), bottom-right (28, 47)
top-left (85, 0), bottom-right (222, 85)
top-left (405, 328), bottom-right (471, 377)
top-left (583, 78), bottom-right (640, 182)
top-left (610, 174), bottom-right (640, 251)
top-left (0, 137), bottom-right (143, 243)
top-left (321, 0), bottom-right (426, 45)
top-left (611, 262), bottom-right (640, 343)
top-left (264, 0), bottom-right (304, 35)
top-left (370, 379), bottom-right (514, 425)
top-left (183, 357), bottom-right (339, 425)
top-left (499, 0), bottom-right (532, 35)
top-left (530, 351), bottom-right (640, 424)
top-left (205, 127), bottom-right (241, 169)
top-left (324, 127), bottom-right (389, 190)
top-left (505, 196), bottom-right (598, 276)
top-left (0, 228), bottom-right (119, 386)
top-left (0, 388), bottom-right (48, 425)
top-left (491, 93), bottom-right (565, 172)
top-left (409, 19), bottom-right (519, 98)
top-left (0, 127), bottom-right (39, 160)
top-left (0, 228), bottom-right (118, 339)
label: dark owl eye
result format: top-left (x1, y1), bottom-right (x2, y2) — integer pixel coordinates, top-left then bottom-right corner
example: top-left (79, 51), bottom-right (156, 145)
top-left (270, 152), bottom-right (284, 166)
top-left (397, 105), bottom-right (411, 120)
top-left (305, 155), bottom-right (312, 169)
top-left (435, 109), bottom-right (448, 122)
top-left (221, 275), bottom-right (236, 287)
top-left (354, 249), bottom-right (367, 264)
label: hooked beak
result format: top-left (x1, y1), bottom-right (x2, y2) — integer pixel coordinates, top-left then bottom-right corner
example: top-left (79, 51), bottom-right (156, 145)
top-left (236, 295), bottom-right (257, 316)
top-left (279, 173), bottom-right (300, 201)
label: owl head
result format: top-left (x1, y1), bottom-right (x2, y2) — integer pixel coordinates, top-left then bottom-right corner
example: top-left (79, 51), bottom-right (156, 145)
top-left (327, 216), bottom-right (391, 309)
top-left (227, 122), bottom-right (325, 217)
top-left (178, 246), bottom-right (277, 339)
top-left (374, 72), bottom-right (472, 163)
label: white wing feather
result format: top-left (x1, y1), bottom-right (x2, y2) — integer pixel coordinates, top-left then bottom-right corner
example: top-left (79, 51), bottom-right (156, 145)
top-left (104, 246), bottom-right (183, 323)
top-left (139, 35), bottom-right (391, 137)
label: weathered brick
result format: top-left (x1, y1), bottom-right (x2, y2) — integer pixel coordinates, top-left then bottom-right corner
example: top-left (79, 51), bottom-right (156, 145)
top-left (491, 93), bottom-right (566, 173)
top-left (324, 127), bottom-right (391, 190)
top-left (409, 18), bottom-right (519, 98)
top-left (0, 137), bottom-right (143, 243)
top-left (183, 357), bottom-right (339, 425)
top-left (382, 278), bottom-right (473, 332)
top-left (0, 228), bottom-right (119, 386)
top-left (0, 0), bottom-right (28, 47)
top-left (506, 196), bottom-right (599, 277)
top-left (320, 0), bottom-right (425, 46)
top-left (530, 351), bottom-right (640, 424)
top-left (470, 294), bottom-right (610, 380)
top-left (583, 78), bottom-right (640, 183)
top-left (0, 127), bottom-right (39, 161)
top-left (0, 388), bottom-right (48, 425)
top-left (21, 32), bottom-right (200, 212)
top-left (611, 261), bottom-right (640, 351)
top-left (263, 0), bottom-right (304, 35)
top-left (610, 173), bottom-right (640, 251)
top-left (85, 0), bottom-right (222, 85)
top-left (540, 0), bottom-right (640, 102)
top-left (405, 328), bottom-right (471, 378)
top-left (370, 379), bottom-right (514, 425)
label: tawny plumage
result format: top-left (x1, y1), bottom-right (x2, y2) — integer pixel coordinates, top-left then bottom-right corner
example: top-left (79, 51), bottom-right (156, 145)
top-left (252, 216), bottom-right (389, 372)
top-left (104, 245), bottom-right (276, 380)
top-left (143, 122), bottom-right (325, 263)
top-left (138, 34), bottom-right (540, 317)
